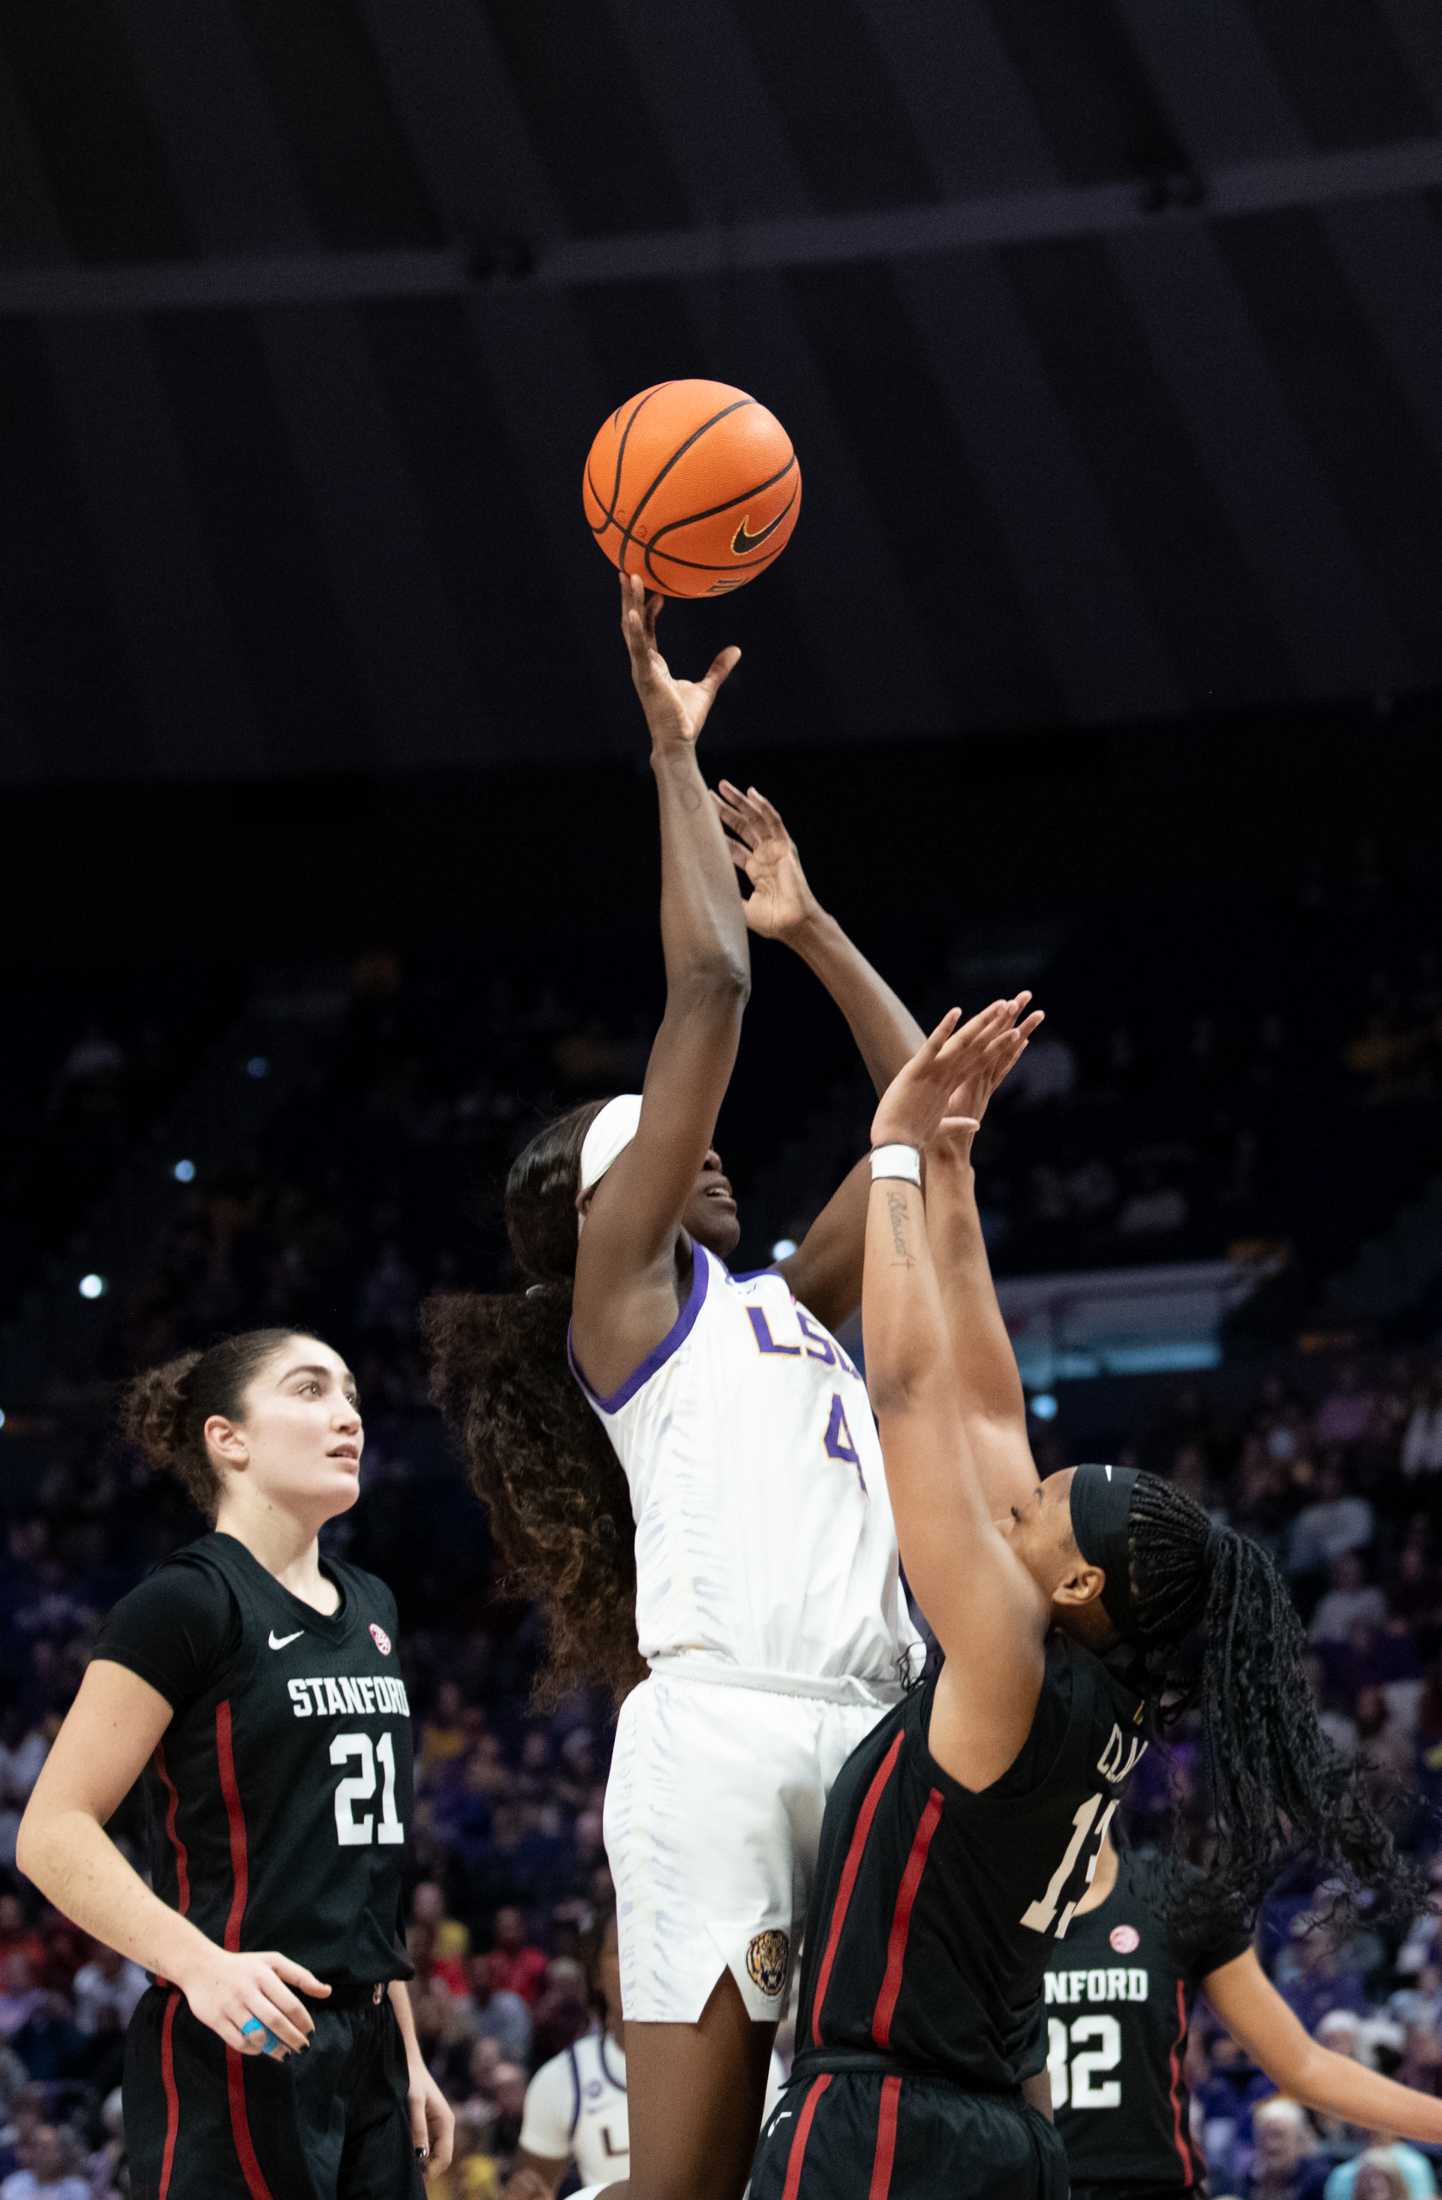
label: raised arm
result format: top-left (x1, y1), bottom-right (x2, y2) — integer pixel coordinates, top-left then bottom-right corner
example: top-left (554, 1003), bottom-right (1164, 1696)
top-left (710, 779), bottom-right (926, 1329)
top-left (1204, 1950), bottom-right (1442, 2147)
top-left (572, 578), bottom-right (750, 1393)
top-left (864, 1007), bottom-right (1049, 1789)
top-left (924, 996), bottom-right (1045, 1517)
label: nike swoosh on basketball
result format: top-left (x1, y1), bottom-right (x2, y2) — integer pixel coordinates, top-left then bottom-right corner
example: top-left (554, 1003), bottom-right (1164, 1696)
top-left (268, 1629), bottom-right (304, 1650)
top-left (731, 510), bottom-right (787, 556)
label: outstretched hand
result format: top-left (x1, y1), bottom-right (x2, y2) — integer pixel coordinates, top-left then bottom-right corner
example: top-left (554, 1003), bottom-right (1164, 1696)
top-left (620, 573), bottom-right (740, 750)
top-left (936, 992), bottom-right (1044, 1154)
top-left (870, 998), bottom-right (1038, 1152)
top-left (710, 779), bottom-right (821, 940)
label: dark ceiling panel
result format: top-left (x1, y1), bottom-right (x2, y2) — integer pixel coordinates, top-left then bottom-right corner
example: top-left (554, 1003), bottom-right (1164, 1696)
top-left (1003, 236), bottom-right (1298, 709)
top-left (0, 323), bottom-right (148, 772)
top-left (120, 0), bottom-right (317, 252)
top-left (41, 315), bottom-right (269, 777)
top-left (974, 0), bottom-right (1193, 187)
top-left (146, 310), bottom-right (377, 773)
top-left (363, 296), bottom-right (590, 727)
top-left (230, 0), bottom-right (442, 247)
top-left (895, 251), bottom-right (1186, 725)
top-left (726, 0), bottom-right (938, 212)
top-left (1243, 0), bottom-right (1433, 148)
top-left (1219, 208), bottom-right (1442, 669)
top-left (477, 0), bottom-right (687, 237)
top-left (789, 261), bottom-right (1063, 729)
top-left (1111, 224), bottom-right (1412, 701)
top-left (0, 0), bottom-right (189, 261)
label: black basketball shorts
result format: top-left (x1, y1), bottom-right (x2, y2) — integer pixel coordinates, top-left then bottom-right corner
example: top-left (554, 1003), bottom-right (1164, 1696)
top-left (749, 2068), bottom-right (1068, 2200)
top-left (124, 1981), bottom-right (426, 2200)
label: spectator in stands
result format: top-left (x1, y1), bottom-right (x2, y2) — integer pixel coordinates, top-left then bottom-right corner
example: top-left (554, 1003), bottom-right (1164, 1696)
top-left (1325, 2142), bottom-right (1437, 2200)
top-left (1289, 1462), bottom-right (1376, 1579)
top-left (1243, 2097), bottom-right (1331, 2200)
top-left (1312, 1555), bottom-right (1388, 1645)
top-left (464, 1956), bottom-right (534, 2066)
top-left (0, 2121), bottom-right (90, 2200)
top-left (0, 1965), bottom-right (41, 2048)
top-left (1401, 1376), bottom-right (1442, 1480)
top-left (1315, 1367), bottom-right (1380, 1452)
top-left (488, 1910), bottom-right (547, 2007)
top-left (69, 1944), bottom-right (145, 2035)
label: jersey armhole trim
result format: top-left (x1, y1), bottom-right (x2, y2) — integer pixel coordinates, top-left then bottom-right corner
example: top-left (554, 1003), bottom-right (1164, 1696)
top-left (567, 2043), bottom-right (582, 2141)
top-left (568, 1245), bottom-right (711, 1414)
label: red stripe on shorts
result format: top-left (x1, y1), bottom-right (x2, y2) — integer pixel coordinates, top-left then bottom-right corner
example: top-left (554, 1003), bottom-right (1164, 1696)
top-left (215, 1700), bottom-right (274, 2200)
top-left (871, 1787), bottom-right (943, 2048)
top-left (867, 2074), bottom-right (902, 2200)
top-left (1167, 1976), bottom-right (1194, 2182)
top-left (153, 1743), bottom-right (190, 1915)
top-left (158, 1989), bottom-right (181, 2200)
top-left (781, 2074), bottom-right (832, 2200)
top-left (810, 1732), bottom-right (903, 2043)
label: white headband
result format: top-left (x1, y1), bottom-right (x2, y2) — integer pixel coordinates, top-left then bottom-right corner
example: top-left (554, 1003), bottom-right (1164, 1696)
top-left (579, 1094), bottom-right (644, 1196)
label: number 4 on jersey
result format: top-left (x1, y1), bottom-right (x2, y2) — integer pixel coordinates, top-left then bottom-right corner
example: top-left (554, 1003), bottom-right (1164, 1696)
top-left (823, 1394), bottom-right (867, 1493)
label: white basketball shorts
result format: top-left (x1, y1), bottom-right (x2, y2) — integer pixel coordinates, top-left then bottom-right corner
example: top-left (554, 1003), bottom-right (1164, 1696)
top-left (603, 1658), bottom-right (900, 2026)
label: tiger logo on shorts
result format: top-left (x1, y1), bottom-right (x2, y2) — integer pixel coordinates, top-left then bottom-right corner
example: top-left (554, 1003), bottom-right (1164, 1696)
top-left (746, 1930), bottom-right (790, 1999)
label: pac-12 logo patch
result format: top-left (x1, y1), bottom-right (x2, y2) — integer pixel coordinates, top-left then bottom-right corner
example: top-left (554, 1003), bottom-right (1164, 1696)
top-left (1110, 1924), bottom-right (1140, 1955)
top-left (369, 1622), bottom-right (392, 1655)
top-left (746, 1930), bottom-right (790, 1999)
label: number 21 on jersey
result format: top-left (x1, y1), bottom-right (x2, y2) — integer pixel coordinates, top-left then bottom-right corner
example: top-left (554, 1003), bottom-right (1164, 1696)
top-left (331, 1731), bottom-right (404, 1846)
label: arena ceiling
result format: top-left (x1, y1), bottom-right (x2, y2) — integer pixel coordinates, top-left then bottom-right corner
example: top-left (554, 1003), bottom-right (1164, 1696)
top-left (2, 0), bottom-right (1442, 781)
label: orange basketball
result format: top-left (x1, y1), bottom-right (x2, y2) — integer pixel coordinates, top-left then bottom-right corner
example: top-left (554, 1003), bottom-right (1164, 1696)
top-left (582, 379), bottom-right (801, 598)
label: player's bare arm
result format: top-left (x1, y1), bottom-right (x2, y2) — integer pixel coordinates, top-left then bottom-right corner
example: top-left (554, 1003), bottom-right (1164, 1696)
top-left (1203, 1950), bottom-right (1442, 2145)
top-left (18, 1659), bottom-right (329, 2061)
top-left (710, 776), bottom-right (928, 1329)
top-left (924, 994), bottom-right (1046, 1518)
top-left (572, 576), bottom-right (750, 1397)
top-left (864, 1005), bottom-right (1049, 1787)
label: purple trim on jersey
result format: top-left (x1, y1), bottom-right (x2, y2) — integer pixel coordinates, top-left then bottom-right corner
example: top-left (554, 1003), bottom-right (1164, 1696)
top-left (728, 1265), bottom-right (780, 1283)
top-left (566, 2043), bottom-right (582, 2141)
top-left (599, 2036), bottom-right (627, 2095)
top-left (568, 1248), bottom-right (711, 1415)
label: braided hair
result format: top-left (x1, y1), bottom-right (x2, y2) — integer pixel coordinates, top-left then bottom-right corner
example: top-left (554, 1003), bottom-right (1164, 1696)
top-left (423, 1100), bottom-right (645, 1709)
top-left (1122, 1471), bottom-right (1423, 1929)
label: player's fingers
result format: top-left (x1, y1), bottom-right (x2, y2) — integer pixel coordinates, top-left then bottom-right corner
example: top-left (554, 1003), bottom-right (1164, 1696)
top-left (940, 1114), bottom-right (982, 1136)
top-left (747, 786), bottom-right (787, 835)
top-left (246, 1987), bottom-right (310, 2055)
top-left (270, 1956), bottom-right (332, 2000)
top-left (710, 788), bottom-right (754, 843)
top-left (216, 2014), bottom-right (268, 2058)
top-left (429, 2100), bottom-right (455, 2174)
top-left (255, 1968), bottom-right (316, 2041)
top-left (702, 645), bottom-right (742, 696)
top-left (716, 779), bottom-right (760, 828)
top-left (921, 1006), bottom-right (964, 1055)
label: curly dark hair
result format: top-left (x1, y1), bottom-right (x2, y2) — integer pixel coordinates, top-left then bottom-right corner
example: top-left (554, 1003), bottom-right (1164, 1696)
top-left (424, 1100), bottom-right (645, 1708)
top-left (1122, 1471), bottom-right (1424, 1931)
top-left (119, 1329), bottom-right (305, 1517)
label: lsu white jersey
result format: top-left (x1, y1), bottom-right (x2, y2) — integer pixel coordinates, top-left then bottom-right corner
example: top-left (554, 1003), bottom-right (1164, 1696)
top-left (518, 2030), bottom-right (629, 2186)
top-left (518, 2029), bottom-right (786, 2183)
top-left (570, 1246), bottom-right (920, 1686)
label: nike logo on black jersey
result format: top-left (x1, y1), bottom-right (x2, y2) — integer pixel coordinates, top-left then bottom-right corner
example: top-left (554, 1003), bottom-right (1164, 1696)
top-left (731, 510), bottom-right (786, 556)
top-left (268, 1629), bottom-right (304, 1650)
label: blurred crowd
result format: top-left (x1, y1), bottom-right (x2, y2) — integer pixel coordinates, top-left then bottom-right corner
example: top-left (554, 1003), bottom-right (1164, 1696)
top-left (2, 1337), bottom-right (1440, 2197)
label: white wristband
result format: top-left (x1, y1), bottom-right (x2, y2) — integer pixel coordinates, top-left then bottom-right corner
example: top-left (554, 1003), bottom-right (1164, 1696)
top-left (870, 1143), bottom-right (922, 1186)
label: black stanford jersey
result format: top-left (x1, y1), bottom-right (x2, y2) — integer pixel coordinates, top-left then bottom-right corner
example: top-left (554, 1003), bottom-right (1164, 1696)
top-left (791, 1635), bottom-right (1147, 2093)
top-left (93, 1532), bottom-right (413, 1986)
top-left (1047, 1857), bottom-right (1252, 2195)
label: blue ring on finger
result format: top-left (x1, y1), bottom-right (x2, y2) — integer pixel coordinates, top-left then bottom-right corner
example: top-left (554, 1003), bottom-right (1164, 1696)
top-left (241, 2018), bottom-right (282, 2053)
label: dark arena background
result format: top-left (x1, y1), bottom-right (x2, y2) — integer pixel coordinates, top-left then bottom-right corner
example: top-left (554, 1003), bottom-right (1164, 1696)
top-left (2, 5), bottom-right (1442, 2197)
